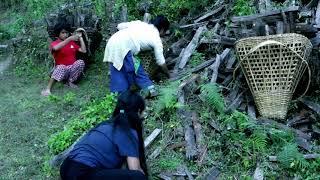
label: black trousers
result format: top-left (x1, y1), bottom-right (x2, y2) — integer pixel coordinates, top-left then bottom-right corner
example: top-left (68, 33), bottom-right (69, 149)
top-left (60, 157), bottom-right (147, 180)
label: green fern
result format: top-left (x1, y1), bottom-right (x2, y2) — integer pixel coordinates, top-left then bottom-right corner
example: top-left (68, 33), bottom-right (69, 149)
top-left (249, 131), bottom-right (268, 152)
top-left (199, 83), bottom-right (225, 114)
top-left (269, 128), bottom-right (295, 145)
top-left (222, 111), bottom-right (253, 131)
top-left (154, 82), bottom-right (181, 114)
top-left (277, 143), bottom-right (307, 169)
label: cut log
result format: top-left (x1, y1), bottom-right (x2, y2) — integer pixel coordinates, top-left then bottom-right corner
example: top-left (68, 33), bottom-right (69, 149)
top-left (197, 145), bottom-right (208, 166)
top-left (225, 54), bottom-right (236, 70)
top-left (247, 104), bottom-right (257, 120)
top-left (276, 21), bottom-right (284, 34)
top-left (194, 5), bottom-right (225, 23)
top-left (200, 35), bottom-right (236, 46)
top-left (316, 0), bottom-right (320, 27)
top-left (185, 123), bottom-right (198, 160)
top-left (168, 141), bottom-right (186, 150)
top-left (221, 75), bottom-right (233, 86)
top-left (253, 165), bottom-right (264, 180)
top-left (269, 154), bottom-right (320, 162)
top-left (191, 58), bottom-right (216, 73)
top-left (231, 6), bottom-right (299, 23)
top-left (192, 112), bottom-right (202, 149)
top-left (178, 26), bottom-right (207, 69)
top-left (295, 23), bottom-right (318, 33)
top-left (209, 48), bottom-right (231, 83)
top-left (159, 173), bottom-right (172, 180)
top-left (300, 98), bottom-right (320, 116)
top-left (210, 54), bottom-right (221, 83)
top-left (258, 118), bottom-right (312, 141)
top-left (287, 115), bottom-right (309, 127)
top-left (148, 147), bottom-right (162, 159)
top-left (201, 166), bottom-right (220, 180)
top-left (182, 165), bottom-right (195, 180)
top-left (306, 0), bottom-right (320, 9)
top-left (144, 128), bottom-right (162, 148)
top-left (225, 91), bottom-right (244, 113)
top-left (0, 45), bottom-right (8, 49)
top-left (179, 22), bottom-right (208, 29)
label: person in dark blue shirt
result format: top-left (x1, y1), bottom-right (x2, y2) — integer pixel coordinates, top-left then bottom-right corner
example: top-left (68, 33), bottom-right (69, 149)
top-left (60, 91), bottom-right (148, 179)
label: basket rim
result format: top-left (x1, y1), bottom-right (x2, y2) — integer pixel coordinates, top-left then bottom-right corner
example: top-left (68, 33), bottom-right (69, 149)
top-left (235, 33), bottom-right (311, 46)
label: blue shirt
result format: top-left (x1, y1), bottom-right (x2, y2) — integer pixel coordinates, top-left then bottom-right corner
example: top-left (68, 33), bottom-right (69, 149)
top-left (68, 122), bottom-right (139, 169)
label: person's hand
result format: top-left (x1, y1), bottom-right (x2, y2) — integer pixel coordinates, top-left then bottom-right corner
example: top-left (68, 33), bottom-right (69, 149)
top-left (69, 35), bottom-right (80, 41)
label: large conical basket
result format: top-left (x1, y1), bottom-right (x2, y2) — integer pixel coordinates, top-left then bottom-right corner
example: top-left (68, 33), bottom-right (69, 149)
top-left (235, 33), bottom-right (312, 119)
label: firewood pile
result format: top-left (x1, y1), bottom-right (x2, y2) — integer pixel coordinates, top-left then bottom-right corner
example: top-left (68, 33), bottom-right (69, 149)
top-left (145, 0), bottom-right (320, 178)
top-left (45, 2), bottom-right (103, 58)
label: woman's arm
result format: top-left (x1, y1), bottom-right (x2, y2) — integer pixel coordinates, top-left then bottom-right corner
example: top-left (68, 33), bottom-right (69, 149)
top-left (52, 35), bottom-right (79, 51)
top-left (78, 37), bottom-right (87, 53)
top-left (127, 156), bottom-right (144, 174)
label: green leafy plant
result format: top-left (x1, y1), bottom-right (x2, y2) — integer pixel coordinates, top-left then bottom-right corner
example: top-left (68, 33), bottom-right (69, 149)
top-left (47, 93), bottom-right (117, 154)
top-left (200, 83), bottom-right (225, 114)
top-left (154, 82), bottom-right (181, 115)
top-left (277, 143), bottom-right (308, 170)
top-left (189, 52), bottom-right (205, 67)
top-left (233, 0), bottom-right (256, 16)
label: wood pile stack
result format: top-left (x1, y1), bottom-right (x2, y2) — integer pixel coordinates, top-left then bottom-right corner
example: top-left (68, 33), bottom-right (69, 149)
top-left (148, 0), bottom-right (320, 178)
top-left (45, 2), bottom-right (103, 58)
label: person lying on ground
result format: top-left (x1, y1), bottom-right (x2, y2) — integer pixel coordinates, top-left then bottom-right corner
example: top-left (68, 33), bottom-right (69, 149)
top-left (41, 22), bottom-right (86, 96)
top-left (60, 91), bottom-right (148, 180)
top-left (103, 15), bottom-right (171, 98)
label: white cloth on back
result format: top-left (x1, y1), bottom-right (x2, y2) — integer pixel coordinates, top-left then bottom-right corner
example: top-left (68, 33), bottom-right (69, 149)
top-left (103, 20), bottom-right (166, 71)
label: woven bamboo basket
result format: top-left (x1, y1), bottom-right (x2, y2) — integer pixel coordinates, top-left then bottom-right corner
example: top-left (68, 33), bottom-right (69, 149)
top-left (235, 33), bottom-right (312, 119)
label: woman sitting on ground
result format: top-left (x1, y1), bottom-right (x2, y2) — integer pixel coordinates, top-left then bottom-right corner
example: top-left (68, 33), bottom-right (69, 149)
top-left (60, 91), bottom-right (148, 180)
top-left (41, 22), bottom-right (86, 96)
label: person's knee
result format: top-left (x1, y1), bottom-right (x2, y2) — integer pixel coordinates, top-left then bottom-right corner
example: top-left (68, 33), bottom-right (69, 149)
top-left (76, 60), bottom-right (85, 69)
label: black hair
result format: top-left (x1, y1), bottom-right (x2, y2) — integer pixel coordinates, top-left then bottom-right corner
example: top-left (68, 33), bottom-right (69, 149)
top-left (111, 91), bottom-right (148, 177)
top-left (151, 15), bottom-right (170, 32)
top-left (53, 22), bottom-right (72, 37)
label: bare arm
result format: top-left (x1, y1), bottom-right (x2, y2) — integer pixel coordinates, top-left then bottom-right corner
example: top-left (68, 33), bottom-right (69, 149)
top-left (78, 37), bottom-right (87, 53)
top-left (127, 157), bottom-right (144, 174)
top-left (52, 35), bottom-right (79, 51)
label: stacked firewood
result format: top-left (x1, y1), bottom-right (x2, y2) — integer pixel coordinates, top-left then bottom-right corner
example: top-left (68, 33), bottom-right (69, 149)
top-left (45, 2), bottom-right (103, 59)
top-left (150, 0), bottom-right (320, 178)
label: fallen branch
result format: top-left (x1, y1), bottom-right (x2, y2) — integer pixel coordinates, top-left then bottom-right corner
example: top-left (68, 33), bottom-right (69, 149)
top-left (144, 128), bottom-right (162, 148)
top-left (178, 26), bottom-right (207, 69)
top-left (269, 154), bottom-right (320, 162)
top-left (194, 5), bottom-right (225, 23)
top-left (300, 98), bottom-right (320, 116)
top-left (182, 165), bottom-right (195, 180)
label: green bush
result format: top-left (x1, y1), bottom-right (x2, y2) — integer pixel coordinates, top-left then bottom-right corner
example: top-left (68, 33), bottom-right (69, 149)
top-left (47, 93), bottom-right (117, 154)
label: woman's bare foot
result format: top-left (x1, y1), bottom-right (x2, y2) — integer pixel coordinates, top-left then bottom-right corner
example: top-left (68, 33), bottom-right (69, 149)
top-left (68, 82), bottom-right (78, 89)
top-left (41, 89), bottom-right (51, 96)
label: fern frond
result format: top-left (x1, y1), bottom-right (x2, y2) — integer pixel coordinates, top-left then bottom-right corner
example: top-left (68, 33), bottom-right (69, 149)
top-left (199, 83), bottom-right (225, 114)
top-left (250, 131), bottom-right (268, 152)
top-left (277, 143), bottom-right (302, 169)
top-left (154, 81), bottom-right (180, 114)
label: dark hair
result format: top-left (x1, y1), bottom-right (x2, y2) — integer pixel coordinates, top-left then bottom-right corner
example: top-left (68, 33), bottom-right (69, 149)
top-left (53, 22), bottom-right (72, 37)
top-left (151, 15), bottom-right (170, 32)
top-left (111, 91), bottom-right (148, 177)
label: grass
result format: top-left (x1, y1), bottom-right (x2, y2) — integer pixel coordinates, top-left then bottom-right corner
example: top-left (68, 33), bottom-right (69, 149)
top-left (0, 59), bottom-right (109, 179)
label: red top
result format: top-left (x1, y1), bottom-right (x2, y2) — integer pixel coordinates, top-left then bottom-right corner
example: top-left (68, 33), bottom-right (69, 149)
top-left (50, 39), bottom-right (80, 66)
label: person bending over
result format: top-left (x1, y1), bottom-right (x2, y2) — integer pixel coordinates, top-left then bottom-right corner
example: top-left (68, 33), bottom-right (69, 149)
top-left (103, 15), bottom-right (170, 97)
top-left (41, 22), bottom-right (86, 96)
top-left (60, 91), bottom-right (148, 180)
